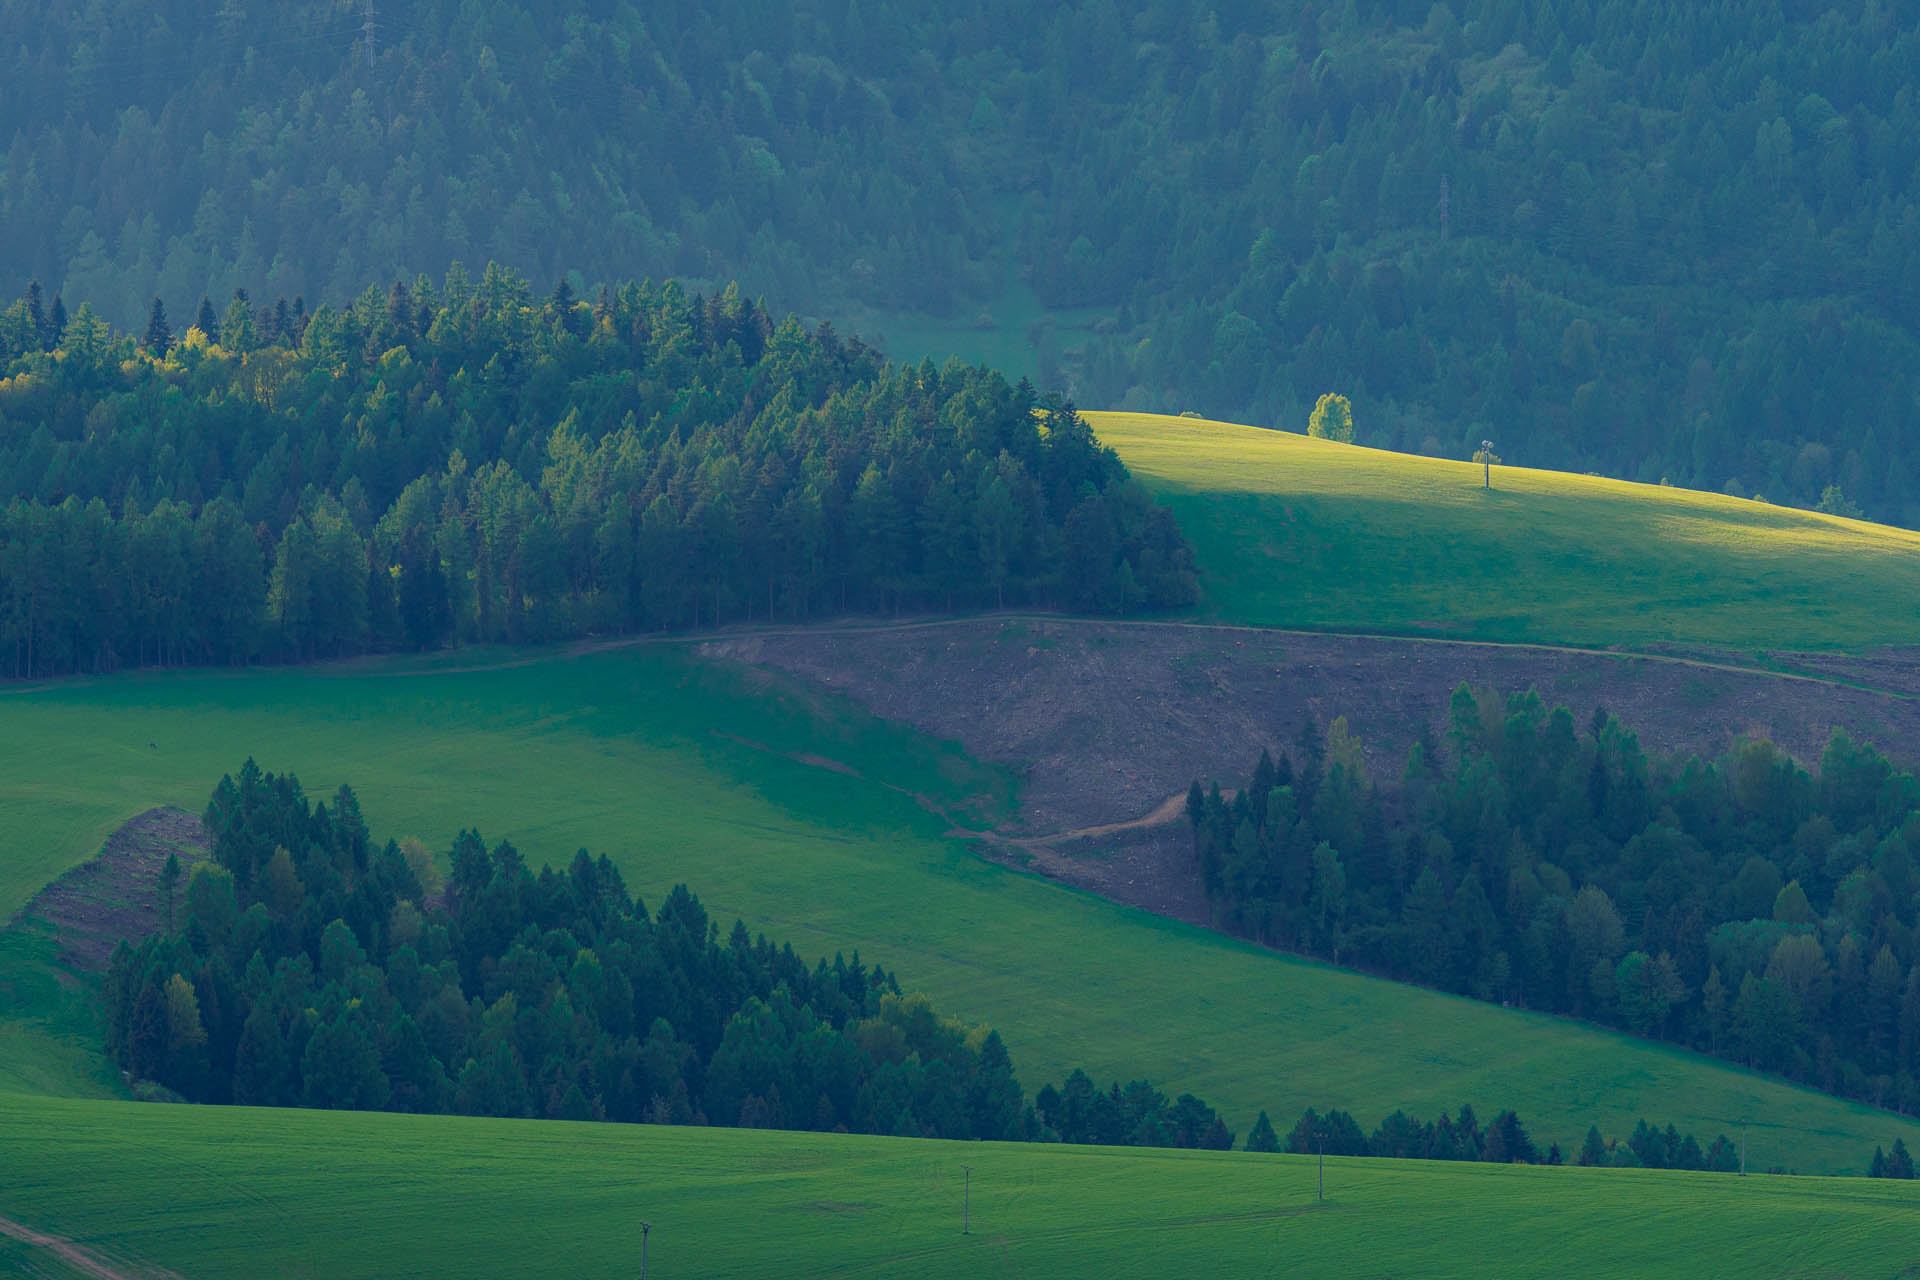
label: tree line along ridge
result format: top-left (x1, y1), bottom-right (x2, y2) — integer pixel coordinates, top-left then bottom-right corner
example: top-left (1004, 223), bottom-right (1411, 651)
top-left (0, 269), bottom-right (1196, 678)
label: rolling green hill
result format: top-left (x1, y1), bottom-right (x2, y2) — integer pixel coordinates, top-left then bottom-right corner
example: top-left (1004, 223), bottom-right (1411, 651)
top-left (1, 1092), bottom-right (1915, 1279)
top-left (1089, 411), bottom-right (1920, 652)
top-left (3, 647), bottom-right (1917, 1173)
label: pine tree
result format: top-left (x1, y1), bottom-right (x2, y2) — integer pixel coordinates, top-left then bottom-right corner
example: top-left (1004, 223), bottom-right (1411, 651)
top-left (1245, 1109), bottom-right (1281, 1153)
top-left (194, 295), bottom-right (218, 338)
top-left (143, 297), bottom-right (174, 353)
top-left (24, 280), bottom-right (45, 339)
top-left (1891, 1138), bottom-right (1915, 1179)
top-left (221, 289), bottom-right (256, 353)
top-left (386, 279), bottom-right (415, 342)
top-left (1577, 1125), bottom-right (1608, 1166)
top-left (1484, 1110), bottom-right (1536, 1164)
top-left (46, 294), bottom-right (67, 349)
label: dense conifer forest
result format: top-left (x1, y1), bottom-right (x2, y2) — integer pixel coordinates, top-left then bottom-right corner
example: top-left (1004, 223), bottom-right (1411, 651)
top-left (106, 760), bottom-right (1029, 1133)
top-left (6, 1), bottom-right (1920, 518)
top-left (0, 271), bottom-right (1195, 678)
top-left (1189, 691), bottom-right (1920, 1112)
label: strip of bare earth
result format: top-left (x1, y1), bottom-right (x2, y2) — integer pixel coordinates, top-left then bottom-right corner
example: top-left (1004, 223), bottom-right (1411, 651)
top-left (7, 807), bottom-right (209, 972)
top-left (697, 617), bottom-right (1920, 923)
top-left (0, 1215), bottom-right (182, 1280)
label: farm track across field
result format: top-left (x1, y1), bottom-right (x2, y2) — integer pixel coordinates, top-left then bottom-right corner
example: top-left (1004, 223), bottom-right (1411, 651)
top-left (308, 610), bottom-right (1918, 700)
top-left (0, 1213), bottom-right (180, 1280)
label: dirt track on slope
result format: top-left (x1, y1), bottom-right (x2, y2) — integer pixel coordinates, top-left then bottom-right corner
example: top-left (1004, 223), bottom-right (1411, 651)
top-left (0, 1215), bottom-right (183, 1280)
top-left (703, 617), bottom-right (1920, 922)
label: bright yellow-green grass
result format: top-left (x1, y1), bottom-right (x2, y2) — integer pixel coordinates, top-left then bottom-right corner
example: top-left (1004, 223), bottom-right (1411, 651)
top-left (1088, 411), bottom-right (1920, 651)
top-left (3, 647), bottom-right (1916, 1174)
top-left (0, 1092), bottom-right (1914, 1279)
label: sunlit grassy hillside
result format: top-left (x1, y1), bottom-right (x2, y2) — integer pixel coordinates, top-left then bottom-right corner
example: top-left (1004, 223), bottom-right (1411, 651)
top-left (1089, 411), bottom-right (1920, 651)
top-left (1, 1093), bottom-right (1916, 1279)
top-left (3, 649), bottom-right (1917, 1173)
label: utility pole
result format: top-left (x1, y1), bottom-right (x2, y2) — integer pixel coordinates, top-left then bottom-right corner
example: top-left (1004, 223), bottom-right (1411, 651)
top-left (639, 1221), bottom-right (651, 1278)
top-left (1317, 1131), bottom-right (1325, 1202)
top-left (962, 1165), bottom-right (971, 1235)
top-left (1740, 1124), bottom-right (1747, 1177)
top-left (362, 0), bottom-right (376, 70)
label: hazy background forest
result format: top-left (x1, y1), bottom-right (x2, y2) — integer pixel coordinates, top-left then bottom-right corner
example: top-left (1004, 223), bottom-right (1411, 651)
top-left (5, 0), bottom-right (1920, 520)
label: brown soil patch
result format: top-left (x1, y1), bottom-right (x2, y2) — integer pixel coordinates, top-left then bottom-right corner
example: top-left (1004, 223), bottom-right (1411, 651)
top-left (702, 618), bottom-right (1920, 922)
top-left (10, 807), bottom-right (209, 972)
top-left (0, 1215), bottom-right (183, 1280)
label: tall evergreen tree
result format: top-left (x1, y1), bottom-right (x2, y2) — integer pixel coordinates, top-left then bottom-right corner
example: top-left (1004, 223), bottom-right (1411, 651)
top-left (143, 297), bottom-right (173, 353)
top-left (1245, 1109), bottom-right (1280, 1153)
top-left (24, 280), bottom-right (45, 340)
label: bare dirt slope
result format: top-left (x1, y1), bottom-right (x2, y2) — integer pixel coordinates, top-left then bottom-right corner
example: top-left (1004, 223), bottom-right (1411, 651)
top-left (9, 807), bottom-right (209, 972)
top-left (704, 618), bottom-right (1920, 920)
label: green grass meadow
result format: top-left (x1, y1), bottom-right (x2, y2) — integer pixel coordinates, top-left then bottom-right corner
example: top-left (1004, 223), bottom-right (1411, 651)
top-left (1, 1091), bottom-right (1915, 1279)
top-left (4, 648), bottom-right (1918, 1176)
top-left (1089, 411), bottom-right (1920, 651)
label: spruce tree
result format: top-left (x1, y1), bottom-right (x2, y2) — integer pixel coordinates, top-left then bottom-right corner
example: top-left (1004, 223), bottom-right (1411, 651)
top-left (1245, 1109), bottom-right (1280, 1153)
top-left (143, 297), bottom-right (173, 353)
top-left (45, 293), bottom-right (66, 349)
top-left (386, 279), bottom-right (415, 341)
top-left (220, 289), bottom-right (255, 352)
top-left (194, 295), bottom-right (218, 338)
top-left (24, 279), bottom-right (45, 338)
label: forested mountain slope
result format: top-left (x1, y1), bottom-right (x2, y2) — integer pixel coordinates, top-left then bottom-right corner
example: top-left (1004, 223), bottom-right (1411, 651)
top-left (5, 2), bottom-right (1920, 519)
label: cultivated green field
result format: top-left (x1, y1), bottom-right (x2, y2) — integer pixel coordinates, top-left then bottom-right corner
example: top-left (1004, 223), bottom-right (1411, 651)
top-left (4, 648), bottom-right (1917, 1173)
top-left (0, 1092), bottom-right (1913, 1279)
top-left (1089, 411), bottom-right (1920, 651)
